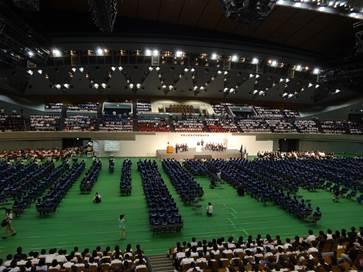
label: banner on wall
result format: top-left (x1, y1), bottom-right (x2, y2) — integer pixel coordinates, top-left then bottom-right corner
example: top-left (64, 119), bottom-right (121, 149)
top-left (104, 141), bottom-right (121, 152)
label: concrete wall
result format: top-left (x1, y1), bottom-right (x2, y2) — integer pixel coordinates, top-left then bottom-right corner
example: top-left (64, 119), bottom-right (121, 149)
top-left (299, 140), bottom-right (363, 154)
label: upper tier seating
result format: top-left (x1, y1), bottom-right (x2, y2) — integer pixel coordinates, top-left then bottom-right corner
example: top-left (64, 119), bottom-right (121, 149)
top-left (30, 114), bottom-right (61, 131)
top-left (236, 119), bottom-right (271, 133)
top-left (99, 115), bottom-right (133, 131)
top-left (205, 118), bottom-right (239, 132)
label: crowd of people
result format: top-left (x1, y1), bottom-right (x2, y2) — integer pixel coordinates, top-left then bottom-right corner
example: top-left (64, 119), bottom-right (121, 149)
top-left (204, 143), bottom-right (226, 152)
top-left (0, 244), bottom-right (150, 272)
top-left (29, 115), bottom-right (61, 131)
top-left (175, 144), bottom-right (188, 153)
top-left (0, 148), bottom-right (80, 160)
top-left (257, 151), bottom-right (335, 160)
top-left (169, 227), bottom-right (363, 272)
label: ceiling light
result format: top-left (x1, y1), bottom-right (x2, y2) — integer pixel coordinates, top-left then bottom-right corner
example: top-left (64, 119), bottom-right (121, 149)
top-left (249, 74), bottom-right (254, 78)
top-left (162, 85), bottom-right (167, 89)
top-left (312, 68), bottom-right (320, 75)
top-left (94, 83), bottom-right (99, 89)
top-left (335, 89), bottom-right (341, 94)
top-left (224, 87), bottom-right (229, 92)
top-left (255, 74), bottom-right (260, 79)
top-left (269, 59), bottom-right (278, 67)
top-left (155, 67), bottom-right (160, 71)
top-left (175, 50), bottom-right (184, 58)
top-left (27, 70), bottom-right (33, 75)
top-left (63, 83), bottom-right (70, 89)
top-left (111, 66), bottom-right (116, 71)
top-left (152, 49), bottom-right (159, 57)
top-left (288, 93), bottom-right (294, 98)
top-left (253, 90), bottom-right (258, 94)
top-left (282, 92), bottom-right (288, 97)
top-left (129, 83), bottom-right (134, 89)
top-left (79, 67), bottom-right (84, 72)
top-left (184, 68), bottom-right (189, 72)
top-left (251, 57), bottom-right (259, 65)
top-left (148, 67), bottom-right (153, 71)
top-left (194, 86), bottom-right (198, 91)
top-left (230, 88), bottom-right (235, 93)
top-left (118, 66), bottom-right (123, 71)
top-left (231, 55), bottom-right (239, 62)
top-left (101, 83), bottom-right (107, 89)
top-left (190, 68), bottom-right (195, 72)
top-left (168, 85), bottom-right (173, 90)
top-left (224, 71), bottom-right (228, 75)
top-left (52, 48), bottom-right (62, 57)
top-left (96, 47), bottom-right (104, 56)
top-left (217, 70), bottom-right (222, 75)
top-left (72, 67), bottom-right (77, 72)
top-left (308, 82), bottom-right (313, 88)
top-left (200, 86), bottom-right (205, 90)
top-left (37, 69), bottom-right (43, 75)
top-left (294, 65), bottom-right (303, 72)
top-left (145, 49), bottom-right (152, 56)
top-left (136, 83), bottom-right (141, 89)
top-left (315, 84), bottom-right (320, 88)
top-left (27, 50), bottom-right (34, 58)
top-left (211, 53), bottom-right (219, 60)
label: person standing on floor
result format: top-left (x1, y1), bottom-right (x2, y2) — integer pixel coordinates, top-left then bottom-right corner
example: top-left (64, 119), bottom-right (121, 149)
top-left (2, 208), bottom-right (16, 239)
top-left (119, 214), bottom-right (126, 240)
top-left (206, 202), bottom-right (214, 217)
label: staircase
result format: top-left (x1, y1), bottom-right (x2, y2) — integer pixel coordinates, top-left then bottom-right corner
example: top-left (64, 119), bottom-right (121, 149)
top-left (149, 254), bottom-right (174, 272)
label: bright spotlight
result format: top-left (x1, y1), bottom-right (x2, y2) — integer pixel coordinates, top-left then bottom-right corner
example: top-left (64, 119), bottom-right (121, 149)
top-left (148, 67), bottom-right (153, 71)
top-left (231, 55), bottom-right (239, 62)
top-left (93, 83), bottom-right (99, 89)
top-left (175, 50), bottom-right (184, 58)
top-left (251, 57), bottom-right (259, 65)
top-left (129, 83), bottom-right (134, 89)
top-left (312, 68), bottom-right (320, 75)
top-left (79, 67), bottom-right (84, 72)
top-left (152, 50), bottom-right (159, 57)
top-left (118, 66), bottom-right (123, 71)
top-left (211, 53), bottom-right (219, 60)
top-left (27, 70), bottom-right (33, 75)
top-left (217, 70), bottom-right (222, 75)
top-left (101, 83), bottom-right (107, 89)
top-left (37, 69), bottom-right (43, 75)
top-left (96, 48), bottom-right (104, 56)
top-left (190, 68), bottom-right (195, 72)
top-left (136, 83), bottom-right (141, 89)
top-left (294, 65), bottom-right (303, 72)
top-left (52, 48), bottom-right (62, 57)
top-left (335, 89), bottom-right (341, 94)
top-left (55, 84), bottom-right (61, 89)
top-left (111, 66), bottom-right (116, 71)
top-left (144, 49), bottom-right (152, 56)
top-left (63, 83), bottom-right (70, 89)
top-left (27, 50), bottom-right (34, 58)
top-left (72, 67), bottom-right (77, 72)
top-left (184, 68), bottom-right (189, 72)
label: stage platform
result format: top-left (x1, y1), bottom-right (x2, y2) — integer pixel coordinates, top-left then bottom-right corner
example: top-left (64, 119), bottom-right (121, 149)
top-left (156, 148), bottom-right (241, 160)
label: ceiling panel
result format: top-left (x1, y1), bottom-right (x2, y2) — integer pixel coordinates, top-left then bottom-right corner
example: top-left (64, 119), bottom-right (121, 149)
top-left (159, 0), bottom-right (186, 24)
top-left (118, 0), bottom-right (139, 18)
top-left (197, 0), bottom-right (224, 30)
top-left (137, 0), bottom-right (160, 21)
top-left (177, 0), bottom-right (208, 26)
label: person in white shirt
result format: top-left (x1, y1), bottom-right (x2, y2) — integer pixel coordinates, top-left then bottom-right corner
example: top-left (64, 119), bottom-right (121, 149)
top-left (180, 252), bottom-right (194, 267)
top-left (206, 202), bottom-right (213, 216)
top-left (305, 230), bottom-right (316, 244)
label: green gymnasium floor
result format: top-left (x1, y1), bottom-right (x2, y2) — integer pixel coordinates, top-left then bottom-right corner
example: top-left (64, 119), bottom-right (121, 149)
top-left (1, 157), bottom-right (363, 257)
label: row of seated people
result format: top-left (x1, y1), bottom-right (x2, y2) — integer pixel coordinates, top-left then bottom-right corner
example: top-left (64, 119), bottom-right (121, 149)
top-left (64, 116), bottom-right (97, 131)
top-left (137, 160), bottom-right (183, 232)
top-left (120, 159), bottom-right (132, 196)
top-left (266, 119), bottom-right (297, 133)
top-left (204, 143), bottom-right (226, 152)
top-left (137, 119), bottom-right (169, 132)
top-left (0, 244), bottom-right (150, 272)
top-left (207, 159), bottom-right (321, 222)
top-left (169, 227), bottom-right (363, 272)
top-left (165, 104), bottom-right (195, 114)
top-left (99, 116), bottom-right (133, 132)
top-left (66, 103), bottom-right (98, 113)
top-left (80, 160), bottom-right (102, 193)
top-left (173, 119), bottom-right (205, 132)
top-left (254, 106), bottom-right (285, 119)
top-left (36, 161), bottom-right (85, 215)
top-left (236, 119), bottom-right (271, 133)
top-left (162, 159), bottom-right (204, 204)
top-left (175, 144), bottom-right (188, 153)
top-left (183, 160), bottom-right (208, 176)
top-left (294, 120), bottom-right (320, 134)
top-left (30, 115), bottom-right (61, 131)
top-left (45, 103), bottom-right (63, 112)
top-left (0, 148), bottom-right (81, 160)
top-left (135, 102), bottom-right (151, 113)
top-left (205, 118), bottom-right (239, 133)
top-left (0, 113), bottom-right (27, 131)
top-left (256, 151), bottom-right (335, 160)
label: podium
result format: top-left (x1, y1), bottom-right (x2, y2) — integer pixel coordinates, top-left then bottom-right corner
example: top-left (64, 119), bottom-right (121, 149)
top-left (166, 145), bottom-right (174, 154)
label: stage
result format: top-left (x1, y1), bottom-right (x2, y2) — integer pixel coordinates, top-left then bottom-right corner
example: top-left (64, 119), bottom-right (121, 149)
top-left (156, 147), bottom-right (241, 160)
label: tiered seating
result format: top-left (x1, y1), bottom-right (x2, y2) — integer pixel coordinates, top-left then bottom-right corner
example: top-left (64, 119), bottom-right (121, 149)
top-left (236, 119), bottom-right (271, 133)
top-left (80, 160), bottom-right (102, 193)
top-left (120, 159), bottom-right (132, 195)
top-left (320, 120), bottom-right (348, 134)
top-left (183, 160), bottom-right (208, 176)
top-left (0, 147), bottom-right (80, 160)
top-left (30, 114), bottom-right (61, 131)
top-left (170, 227), bottom-right (363, 272)
top-left (13, 162), bottom-right (67, 216)
top-left (137, 160), bottom-right (182, 232)
top-left (1, 113), bottom-right (26, 131)
top-left (136, 101), bottom-right (151, 112)
top-left (137, 118), bottom-right (170, 132)
top-left (173, 118), bottom-right (205, 132)
top-left (205, 118), bottom-right (238, 132)
top-left (66, 103), bottom-right (98, 113)
top-left (166, 104), bottom-right (195, 114)
top-left (265, 119), bottom-right (297, 133)
top-left (64, 115), bottom-right (97, 131)
top-left (162, 159), bottom-right (203, 204)
top-left (99, 115), bottom-right (133, 131)
top-left (45, 103), bottom-right (63, 112)
top-left (347, 121), bottom-right (363, 134)
top-left (2, 244), bottom-right (150, 272)
top-left (283, 109), bottom-right (300, 118)
top-left (294, 120), bottom-right (319, 133)
top-left (36, 161), bottom-right (85, 215)
top-left (254, 106), bottom-right (284, 118)
top-left (212, 104), bottom-right (228, 115)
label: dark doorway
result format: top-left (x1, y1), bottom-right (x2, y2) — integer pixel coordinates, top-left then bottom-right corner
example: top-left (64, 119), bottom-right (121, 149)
top-left (278, 139), bottom-right (299, 152)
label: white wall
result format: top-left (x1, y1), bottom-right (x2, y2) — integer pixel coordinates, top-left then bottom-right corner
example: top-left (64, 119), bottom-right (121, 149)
top-left (93, 132), bottom-right (273, 157)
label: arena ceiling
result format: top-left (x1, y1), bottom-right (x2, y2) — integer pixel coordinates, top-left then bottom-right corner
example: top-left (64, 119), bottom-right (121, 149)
top-left (36, 0), bottom-right (356, 57)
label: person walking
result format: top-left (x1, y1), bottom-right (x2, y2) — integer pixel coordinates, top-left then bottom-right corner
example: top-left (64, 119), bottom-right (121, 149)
top-left (2, 208), bottom-right (16, 239)
top-left (206, 203), bottom-right (213, 217)
top-left (119, 214), bottom-right (126, 240)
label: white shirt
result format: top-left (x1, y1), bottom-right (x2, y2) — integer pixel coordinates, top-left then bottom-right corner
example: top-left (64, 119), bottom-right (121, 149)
top-left (180, 257), bottom-right (194, 266)
top-left (207, 205), bottom-right (213, 214)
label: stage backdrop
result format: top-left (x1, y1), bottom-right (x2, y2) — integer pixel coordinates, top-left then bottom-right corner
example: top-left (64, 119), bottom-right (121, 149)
top-left (92, 132), bottom-right (273, 157)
